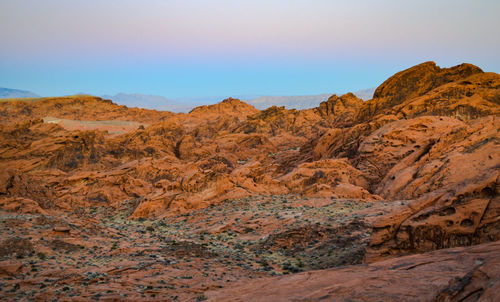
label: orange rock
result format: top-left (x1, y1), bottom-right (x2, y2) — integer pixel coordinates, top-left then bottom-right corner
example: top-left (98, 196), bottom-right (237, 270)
top-left (206, 241), bottom-right (500, 302)
top-left (357, 61), bottom-right (484, 121)
top-left (0, 197), bottom-right (48, 215)
top-left (0, 261), bottom-right (23, 276)
top-left (53, 226), bottom-right (71, 233)
top-left (0, 62), bottom-right (498, 265)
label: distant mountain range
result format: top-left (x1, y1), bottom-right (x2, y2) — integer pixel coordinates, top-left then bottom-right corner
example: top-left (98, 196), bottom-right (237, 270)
top-left (101, 93), bottom-right (194, 113)
top-left (1, 87), bottom-right (375, 112)
top-left (246, 87), bottom-right (375, 110)
top-left (245, 93), bottom-right (333, 110)
top-left (103, 88), bottom-right (375, 112)
top-left (0, 87), bottom-right (40, 99)
top-left (352, 88), bottom-right (377, 101)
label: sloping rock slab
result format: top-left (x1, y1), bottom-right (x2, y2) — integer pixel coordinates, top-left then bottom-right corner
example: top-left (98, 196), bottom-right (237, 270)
top-left (206, 240), bottom-right (500, 302)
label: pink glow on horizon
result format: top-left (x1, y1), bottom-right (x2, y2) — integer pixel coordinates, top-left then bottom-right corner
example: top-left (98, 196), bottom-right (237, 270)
top-left (1, 0), bottom-right (499, 97)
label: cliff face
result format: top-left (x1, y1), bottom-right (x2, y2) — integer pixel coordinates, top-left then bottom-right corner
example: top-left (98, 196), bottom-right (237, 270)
top-left (0, 62), bottom-right (499, 301)
top-left (373, 62), bottom-right (482, 105)
top-left (357, 61), bottom-right (484, 121)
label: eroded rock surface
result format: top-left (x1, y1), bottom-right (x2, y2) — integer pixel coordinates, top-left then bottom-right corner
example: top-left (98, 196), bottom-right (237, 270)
top-left (206, 241), bottom-right (500, 302)
top-left (0, 62), bottom-right (499, 301)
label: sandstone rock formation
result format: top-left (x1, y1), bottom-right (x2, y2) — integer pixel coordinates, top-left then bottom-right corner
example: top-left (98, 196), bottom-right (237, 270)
top-left (0, 62), bottom-right (499, 301)
top-left (206, 241), bottom-right (500, 302)
top-left (357, 61), bottom-right (484, 121)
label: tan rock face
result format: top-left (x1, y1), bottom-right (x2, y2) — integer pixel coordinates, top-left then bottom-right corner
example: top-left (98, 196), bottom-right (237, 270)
top-left (356, 116), bottom-right (473, 187)
top-left (390, 72), bottom-right (500, 120)
top-left (280, 158), bottom-right (380, 200)
top-left (315, 93), bottom-right (364, 126)
top-left (206, 241), bottom-right (500, 302)
top-left (366, 170), bottom-right (500, 261)
top-left (372, 116), bottom-right (499, 200)
top-left (0, 95), bottom-right (173, 124)
top-left (357, 61), bottom-right (484, 121)
top-left (0, 62), bottom-right (499, 300)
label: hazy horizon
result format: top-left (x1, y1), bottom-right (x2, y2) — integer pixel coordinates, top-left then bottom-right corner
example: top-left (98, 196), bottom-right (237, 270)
top-left (1, 0), bottom-right (499, 99)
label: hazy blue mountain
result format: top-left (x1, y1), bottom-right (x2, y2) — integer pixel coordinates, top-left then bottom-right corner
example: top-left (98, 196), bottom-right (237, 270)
top-left (175, 95), bottom-right (260, 105)
top-left (244, 93), bottom-right (333, 110)
top-left (103, 88), bottom-right (376, 112)
top-left (353, 87), bottom-right (376, 101)
top-left (104, 93), bottom-right (260, 112)
top-left (102, 93), bottom-right (197, 113)
top-left (0, 88), bottom-right (40, 99)
top-left (243, 87), bottom-right (375, 110)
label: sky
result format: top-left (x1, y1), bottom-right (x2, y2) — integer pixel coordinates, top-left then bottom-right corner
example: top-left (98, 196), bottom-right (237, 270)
top-left (0, 0), bottom-right (499, 99)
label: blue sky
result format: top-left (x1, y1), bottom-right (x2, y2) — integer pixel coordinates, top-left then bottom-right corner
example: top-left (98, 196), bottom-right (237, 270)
top-left (1, 0), bottom-right (499, 98)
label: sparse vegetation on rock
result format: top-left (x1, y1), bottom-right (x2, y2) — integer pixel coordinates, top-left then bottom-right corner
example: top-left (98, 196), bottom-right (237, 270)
top-left (0, 62), bottom-right (498, 301)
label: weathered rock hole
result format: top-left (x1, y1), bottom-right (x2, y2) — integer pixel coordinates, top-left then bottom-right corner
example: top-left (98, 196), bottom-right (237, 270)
top-left (480, 186), bottom-right (496, 197)
top-left (438, 207), bottom-right (456, 216)
top-left (413, 213), bottom-right (430, 222)
top-left (460, 219), bottom-right (474, 228)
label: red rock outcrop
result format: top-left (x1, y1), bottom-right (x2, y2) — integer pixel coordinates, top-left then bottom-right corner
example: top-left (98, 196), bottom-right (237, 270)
top-left (390, 72), bottom-right (500, 120)
top-left (315, 92), bottom-right (364, 126)
top-left (357, 61), bottom-right (484, 121)
top-left (0, 95), bottom-right (173, 124)
top-left (0, 61), bottom-right (498, 263)
top-left (206, 241), bottom-right (500, 302)
top-left (0, 61), bottom-right (499, 301)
